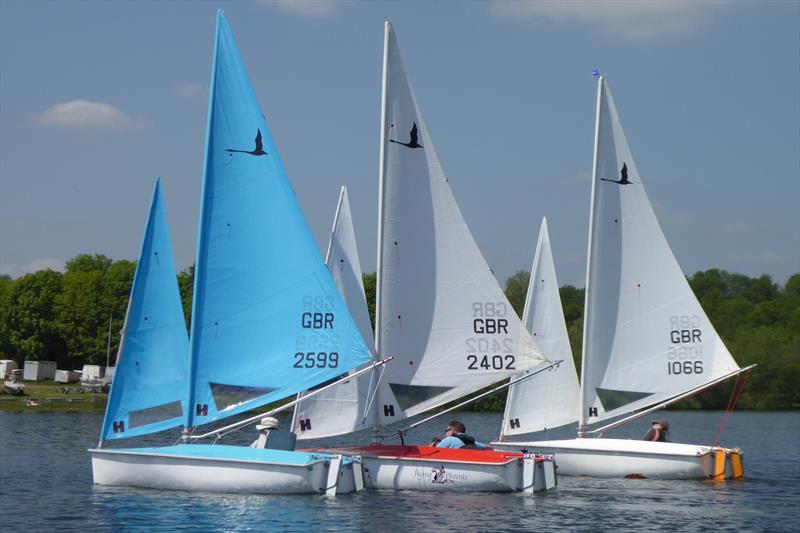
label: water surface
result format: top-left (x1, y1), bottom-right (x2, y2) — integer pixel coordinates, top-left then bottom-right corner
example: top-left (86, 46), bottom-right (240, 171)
top-left (1, 410), bottom-right (798, 532)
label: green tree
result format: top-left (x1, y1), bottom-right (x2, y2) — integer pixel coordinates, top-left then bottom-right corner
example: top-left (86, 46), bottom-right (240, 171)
top-left (504, 271), bottom-right (530, 318)
top-left (54, 255), bottom-right (135, 368)
top-left (2, 270), bottom-right (66, 365)
top-left (362, 272), bottom-right (376, 332)
top-left (0, 275), bottom-right (15, 358)
top-left (54, 269), bottom-right (105, 367)
top-left (178, 265), bottom-right (194, 329)
top-left (66, 253), bottom-right (113, 274)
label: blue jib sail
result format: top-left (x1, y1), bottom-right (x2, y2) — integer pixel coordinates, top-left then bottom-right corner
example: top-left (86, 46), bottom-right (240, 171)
top-left (187, 11), bottom-right (372, 428)
top-left (100, 178), bottom-right (190, 442)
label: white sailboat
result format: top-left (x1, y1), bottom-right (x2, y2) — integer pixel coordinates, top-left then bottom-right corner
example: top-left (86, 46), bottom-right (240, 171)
top-left (301, 22), bottom-right (556, 493)
top-left (499, 218), bottom-right (581, 438)
top-left (90, 11), bottom-right (380, 495)
top-left (492, 76), bottom-right (753, 480)
top-left (291, 186), bottom-right (379, 439)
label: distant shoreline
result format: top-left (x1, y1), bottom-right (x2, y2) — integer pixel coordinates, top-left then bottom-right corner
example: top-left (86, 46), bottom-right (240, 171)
top-left (1, 381), bottom-right (797, 414)
top-left (0, 381), bottom-right (106, 412)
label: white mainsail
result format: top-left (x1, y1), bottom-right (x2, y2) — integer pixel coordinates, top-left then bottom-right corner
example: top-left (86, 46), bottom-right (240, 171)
top-left (375, 22), bottom-right (547, 425)
top-left (579, 77), bottom-right (740, 429)
top-left (501, 218), bottom-right (580, 437)
top-left (292, 187), bottom-right (378, 439)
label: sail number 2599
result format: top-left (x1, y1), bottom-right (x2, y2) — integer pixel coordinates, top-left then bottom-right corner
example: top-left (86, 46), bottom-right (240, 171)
top-left (293, 352), bottom-right (339, 369)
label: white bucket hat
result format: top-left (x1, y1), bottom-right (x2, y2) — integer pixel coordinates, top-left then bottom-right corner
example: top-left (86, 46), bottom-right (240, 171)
top-left (256, 416), bottom-right (279, 430)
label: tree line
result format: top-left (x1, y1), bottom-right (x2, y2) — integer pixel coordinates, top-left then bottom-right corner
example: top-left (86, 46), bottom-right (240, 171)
top-left (1, 254), bottom-right (797, 409)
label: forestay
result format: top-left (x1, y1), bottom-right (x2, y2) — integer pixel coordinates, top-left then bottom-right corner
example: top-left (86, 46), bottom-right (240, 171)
top-left (579, 77), bottom-right (739, 427)
top-left (100, 178), bottom-right (189, 443)
top-left (292, 187), bottom-right (378, 439)
top-left (501, 218), bottom-right (580, 437)
top-left (375, 23), bottom-right (546, 425)
top-left (187, 12), bottom-right (372, 428)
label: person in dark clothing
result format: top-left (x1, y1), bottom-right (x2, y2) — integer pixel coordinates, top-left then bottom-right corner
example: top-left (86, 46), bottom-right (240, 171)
top-left (643, 419), bottom-right (670, 442)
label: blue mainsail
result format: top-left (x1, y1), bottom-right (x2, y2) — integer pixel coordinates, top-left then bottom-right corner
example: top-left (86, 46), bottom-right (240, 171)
top-left (100, 178), bottom-right (189, 442)
top-left (187, 11), bottom-right (373, 428)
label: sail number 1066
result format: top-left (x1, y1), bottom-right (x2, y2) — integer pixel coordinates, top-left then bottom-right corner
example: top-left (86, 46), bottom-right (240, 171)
top-left (667, 361), bottom-right (703, 375)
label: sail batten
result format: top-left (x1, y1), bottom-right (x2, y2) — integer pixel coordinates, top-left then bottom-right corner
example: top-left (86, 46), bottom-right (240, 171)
top-left (186, 11), bottom-right (372, 429)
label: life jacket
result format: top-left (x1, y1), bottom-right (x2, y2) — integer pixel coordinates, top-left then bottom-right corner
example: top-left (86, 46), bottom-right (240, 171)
top-left (454, 433), bottom-right (477, 449)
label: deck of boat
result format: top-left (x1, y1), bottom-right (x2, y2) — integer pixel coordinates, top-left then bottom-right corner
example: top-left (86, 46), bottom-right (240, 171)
top-left (303, 444), bottom-right (526, 464)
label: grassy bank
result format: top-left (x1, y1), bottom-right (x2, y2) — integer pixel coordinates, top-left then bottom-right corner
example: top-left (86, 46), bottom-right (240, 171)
top-left (0, 381), bottom-right (107, 412)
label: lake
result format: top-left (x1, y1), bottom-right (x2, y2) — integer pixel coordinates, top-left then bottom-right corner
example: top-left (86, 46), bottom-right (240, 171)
top-left (1, 410), bottom-right (798, 532)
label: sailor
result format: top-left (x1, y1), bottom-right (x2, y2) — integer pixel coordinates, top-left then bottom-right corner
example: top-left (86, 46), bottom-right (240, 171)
top-left (250, 416), bottom-right (279, 448)
top-left (643, 419), bottom-right (670, 442)
top-left (431, 420), bottom-right (492, 450)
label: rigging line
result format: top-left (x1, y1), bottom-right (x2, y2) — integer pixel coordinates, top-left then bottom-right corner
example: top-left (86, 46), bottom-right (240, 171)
top-left (375, 361), bottom-right (561, 442)
top-left (189, 357), bottom-right (393, 441)
top-left (362, 360), bottom-right (386, 425)
top-left (712, 369), bottom-right (752, 447)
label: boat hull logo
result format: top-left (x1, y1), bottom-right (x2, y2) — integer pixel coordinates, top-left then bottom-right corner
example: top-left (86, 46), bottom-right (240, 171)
top-left (414, 465), bottom-right (468, 484)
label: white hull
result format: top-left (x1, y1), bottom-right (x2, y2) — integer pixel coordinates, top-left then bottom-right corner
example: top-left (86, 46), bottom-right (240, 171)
top-left (491, 438), bottom-right (742, 480)
top-left (315, 445), bottom-right (556, 493)
top-left (90, 446), bottom-right (360, 495)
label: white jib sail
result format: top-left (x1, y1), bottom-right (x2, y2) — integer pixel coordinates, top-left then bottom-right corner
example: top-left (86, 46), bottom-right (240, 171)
top-left (292, 187), bottom-right (378, 439)
top-left (579, 77), bottom-right (740, 427)
top-left (375, 22), bottom-right (547, 426)
top-left (501, 218), bottom-right (581, 437)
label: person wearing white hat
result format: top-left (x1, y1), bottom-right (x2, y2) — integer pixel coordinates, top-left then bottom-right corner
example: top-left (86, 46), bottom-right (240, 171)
top-left (249, 416), bottom-right (297, 450)
top-left (250, 416), bottom-right (280, 448)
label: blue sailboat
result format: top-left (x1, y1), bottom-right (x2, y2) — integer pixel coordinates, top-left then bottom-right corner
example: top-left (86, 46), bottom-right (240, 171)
top-left (90, 11), bottom-right (376, 495)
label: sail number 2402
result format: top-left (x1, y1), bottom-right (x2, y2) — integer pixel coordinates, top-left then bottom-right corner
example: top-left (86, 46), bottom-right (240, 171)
top-left (466, 302), bottom-right (515, 371)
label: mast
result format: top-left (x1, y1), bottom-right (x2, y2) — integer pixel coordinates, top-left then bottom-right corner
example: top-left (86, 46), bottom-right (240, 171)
top-left (185, 11), bottom-right (222, 435)
top-left (373, 20), bottom-right (392, 439)
top-left (578, 75), bottom-right (604, 437)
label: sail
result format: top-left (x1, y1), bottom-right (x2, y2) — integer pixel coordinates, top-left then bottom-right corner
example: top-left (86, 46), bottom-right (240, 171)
top-left (100, 178), bottom-right (189, 442)
top-left (375, 22), bottom-right (547, 425)
top-left (579, 77), bottom-right (739, 427)
top-left (501, 218), bottom-right (581, 437)
top-left (187, 12), bottom-right (372, 428)
top-left (292, 187), bottom-right (378, 439)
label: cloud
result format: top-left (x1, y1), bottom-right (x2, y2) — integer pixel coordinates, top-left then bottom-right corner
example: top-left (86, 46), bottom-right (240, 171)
top-left (1, 258), bottom-right (65, 279)
top-left (32, 100), bottom-right (147, 130)
top-left (174, 83), bottom-right (206, 98)
top-left (491, 0), bottom-right (725, 40)
top-left (262, 0), bottom-right (341, 18)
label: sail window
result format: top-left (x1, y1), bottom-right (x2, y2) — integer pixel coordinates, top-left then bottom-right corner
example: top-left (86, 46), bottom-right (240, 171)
top-left (128, 401), bottom-right (183, 429)
top-left (209, 382), bottom-right (277, 411)
top-left (388, 383), bottom-right (453, 411)
top-left (596, 387), bottom-right (653, 412)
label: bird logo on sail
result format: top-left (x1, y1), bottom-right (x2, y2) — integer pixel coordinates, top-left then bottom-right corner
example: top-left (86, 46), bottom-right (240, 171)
top-left (601, 163), bottom-right (632, 185)
top-left (389, 122), bottom-right (423, 149)
top-left (226, 129), bottom-right (268, 156)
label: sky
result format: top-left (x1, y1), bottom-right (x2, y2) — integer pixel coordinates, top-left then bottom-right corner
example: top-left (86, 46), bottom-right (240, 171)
top-left (1, 0), bottom-right (798, 288)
